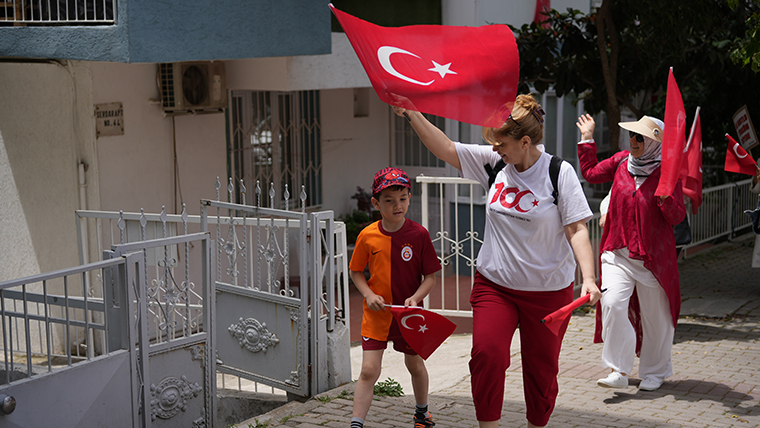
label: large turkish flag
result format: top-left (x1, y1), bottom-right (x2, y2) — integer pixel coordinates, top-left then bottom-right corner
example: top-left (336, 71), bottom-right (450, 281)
top-left (330, 4), bottom-right (519, 127)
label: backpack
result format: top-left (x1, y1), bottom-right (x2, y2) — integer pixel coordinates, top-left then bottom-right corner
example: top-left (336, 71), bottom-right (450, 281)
top-left (485, 155), bottom-right (565, 205)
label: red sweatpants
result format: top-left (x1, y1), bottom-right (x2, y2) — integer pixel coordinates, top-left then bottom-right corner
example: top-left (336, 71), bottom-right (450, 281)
top-left (469, 272), bottom-right (573, 426)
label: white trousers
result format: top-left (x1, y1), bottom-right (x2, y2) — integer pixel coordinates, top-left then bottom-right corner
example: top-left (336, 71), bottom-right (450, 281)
top-left (600, 249), bottom-right (674, 381)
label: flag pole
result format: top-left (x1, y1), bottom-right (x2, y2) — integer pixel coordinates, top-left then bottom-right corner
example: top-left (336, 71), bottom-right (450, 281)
top-left (684, 106), bottom-right (701, 152)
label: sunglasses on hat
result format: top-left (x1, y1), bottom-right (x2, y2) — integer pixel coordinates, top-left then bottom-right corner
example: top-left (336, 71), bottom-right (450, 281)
top-left (628, 131), bottom-right (644, 143)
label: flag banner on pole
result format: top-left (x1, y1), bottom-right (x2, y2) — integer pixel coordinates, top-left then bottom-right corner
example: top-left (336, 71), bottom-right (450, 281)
top-left (540, 294), bottom-right (591, 336)
top-left (330, 4), bottom-right (519, 127)
top-left (680, 107), bottom-right (703, 214)
top-left (724, 133), bottom-right (758, 176)
top-left (388, 305), bottom-right (456, 360)
top-left (656, 68), bottom-right (687, 198)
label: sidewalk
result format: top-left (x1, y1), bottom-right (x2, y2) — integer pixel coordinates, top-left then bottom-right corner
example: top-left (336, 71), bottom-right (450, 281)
top-left (244, 234), bottom-right (760, 427)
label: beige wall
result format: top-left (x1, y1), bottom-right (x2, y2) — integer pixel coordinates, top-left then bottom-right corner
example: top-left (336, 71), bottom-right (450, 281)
top-left (320, 88), bottom-right (391, 217)
top-left (0, 62), bottom-right (95, 280)
top-left (0, 60), bottom-right (228, 281)
top-left (90, 61), bottom-right (227, 216)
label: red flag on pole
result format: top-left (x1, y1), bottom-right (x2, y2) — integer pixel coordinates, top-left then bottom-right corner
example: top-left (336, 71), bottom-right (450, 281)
top-left (389, 306), bottom-right (456, 360)
top-left (541, 294), bottom-right (591, 335)
top-left (330, 4), bottom-right (519, 127)
top-left (534, 0), bottom-right (552, 28)
top-left (680, 107), bottom-right (703, 214)
top-left (724, 134), bottom-right (758, 176)
top-left (656, 68), bottom-right (687, 198)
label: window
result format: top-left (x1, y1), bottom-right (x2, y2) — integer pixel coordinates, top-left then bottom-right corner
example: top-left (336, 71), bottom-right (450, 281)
top-left (392, 111), bottom-right (449, 229)
top-left (1, 0), bottom-right (116, 24)
top-left (229, 90), bottom-right (322, 209)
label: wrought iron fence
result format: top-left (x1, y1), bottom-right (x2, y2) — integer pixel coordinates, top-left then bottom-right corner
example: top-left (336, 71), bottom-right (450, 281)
top-left (0, 256), bottom-right (131, 385)
top-left (75, 177), bottom-right (350, 395)
top-left (1, 0), bottom-right (115, 24)
top-left (417, 175), bottom-right (756, 317)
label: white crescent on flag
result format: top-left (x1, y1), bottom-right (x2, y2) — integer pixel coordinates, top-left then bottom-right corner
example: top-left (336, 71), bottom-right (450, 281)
top-left (733, 143), bottom-right (748, 159)
top-left (401, 314), bottom-right (428, 333)
top-left (377, 46), bottom-right (435, 86)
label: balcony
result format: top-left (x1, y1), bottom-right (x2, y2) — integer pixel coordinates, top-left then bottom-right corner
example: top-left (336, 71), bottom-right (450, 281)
top-left (0, 0), bottom-right (331, 63)
top-left (1, 0), bottom-right (115, 25)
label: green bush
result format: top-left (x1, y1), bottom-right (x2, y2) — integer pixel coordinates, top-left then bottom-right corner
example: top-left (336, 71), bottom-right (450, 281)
top-left (339, 209), bottom-right (373, 244)
top-left (374, 378), bottom-right (404, 397)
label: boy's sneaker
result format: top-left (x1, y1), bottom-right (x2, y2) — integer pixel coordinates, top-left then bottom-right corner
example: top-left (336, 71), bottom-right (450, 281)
top-left (414, 412), bottom-right (435, 427)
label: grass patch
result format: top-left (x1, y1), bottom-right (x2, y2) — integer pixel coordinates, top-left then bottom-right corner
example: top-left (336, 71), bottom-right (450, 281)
top-left (374, 378), bottom-right (404, 397)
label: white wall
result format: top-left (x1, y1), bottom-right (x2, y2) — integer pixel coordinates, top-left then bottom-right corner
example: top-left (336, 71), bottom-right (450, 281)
top-left (89, 61), bottom-right (227, 216)
top-left (0, 60), bottom-right (226, 281)
top-left (320, 88), bottom-right (390, 216)
top-left (226, 33), bottom-right (370, 92)
top-left (0, 62), bottom-right (95, 279)
top-left (443, 0), bottom-right (591, 26)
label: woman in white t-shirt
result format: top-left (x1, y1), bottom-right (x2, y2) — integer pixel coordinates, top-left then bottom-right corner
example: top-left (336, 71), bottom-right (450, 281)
top-left (392, 94), bottom-right (600, 428)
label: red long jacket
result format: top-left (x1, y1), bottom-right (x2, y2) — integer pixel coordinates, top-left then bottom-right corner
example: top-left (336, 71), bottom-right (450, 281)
top-left (578, 143), bottom-right (685, 346)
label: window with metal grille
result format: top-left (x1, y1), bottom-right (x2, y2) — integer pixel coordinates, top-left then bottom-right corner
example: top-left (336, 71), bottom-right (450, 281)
top-left (229, 90), bottom-right (322, 208)
top-left (1, 0), bottom-right (116, 24)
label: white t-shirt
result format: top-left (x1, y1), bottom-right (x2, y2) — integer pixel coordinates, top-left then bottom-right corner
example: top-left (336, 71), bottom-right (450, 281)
top-left (456, 143), bottom-right (593, 291)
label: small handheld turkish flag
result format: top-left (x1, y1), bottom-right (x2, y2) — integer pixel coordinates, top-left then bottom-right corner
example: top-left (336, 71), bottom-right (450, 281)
top-left (330, 4), bottom-right (519, 127)
top-left (541, 294), bottom-right (591, 336)
top-left (725, 134), bottom-right (758, 176)
top-left (389, 306), bottom-right (456, 360)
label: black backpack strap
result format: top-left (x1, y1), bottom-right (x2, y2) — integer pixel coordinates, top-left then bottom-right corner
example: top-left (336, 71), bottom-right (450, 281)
top-left (488, 155), bottom-right (563, 205)
top-left (549, 155), bottom-right (564, 206)
top-left (485, 159), bottom-right (506, 188)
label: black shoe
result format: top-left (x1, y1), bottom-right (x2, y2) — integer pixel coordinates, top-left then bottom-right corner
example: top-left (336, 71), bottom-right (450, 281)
top-left (414, 412), bottom-right (435, 427)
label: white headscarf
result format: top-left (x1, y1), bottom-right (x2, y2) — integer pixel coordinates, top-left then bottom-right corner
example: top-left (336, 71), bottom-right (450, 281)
top-left (628, 117), bottom-right (664, 177)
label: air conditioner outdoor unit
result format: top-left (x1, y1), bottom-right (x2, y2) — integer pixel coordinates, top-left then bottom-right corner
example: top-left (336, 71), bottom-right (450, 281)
top-left (158, 61), bottom-right (227, 115)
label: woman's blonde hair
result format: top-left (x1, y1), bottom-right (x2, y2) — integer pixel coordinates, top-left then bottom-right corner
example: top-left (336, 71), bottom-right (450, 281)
top-left (482, 94), bottom-right (544, 147)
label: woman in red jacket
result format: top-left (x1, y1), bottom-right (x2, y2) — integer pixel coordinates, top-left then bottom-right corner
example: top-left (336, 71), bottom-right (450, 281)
top-left (576, 114), bottom-right (686, 392)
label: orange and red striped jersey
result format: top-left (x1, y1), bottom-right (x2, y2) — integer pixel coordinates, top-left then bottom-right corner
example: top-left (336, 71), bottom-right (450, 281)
top-left (349, 219), bottom-right (440, 340)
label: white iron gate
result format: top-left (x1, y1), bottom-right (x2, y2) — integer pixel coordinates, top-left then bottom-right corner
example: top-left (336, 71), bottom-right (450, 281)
top-left (200, 180), bottom-right (340, 397)
top-left (0, 178), bottom-right (350, 427)
top-left (0, 253), bottom-right (142, 427)
top-left (107, 232), bottom-right (216, 428)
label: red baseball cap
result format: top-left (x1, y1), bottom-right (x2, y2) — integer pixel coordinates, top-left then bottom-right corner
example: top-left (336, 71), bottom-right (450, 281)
top-left (372, 167), bottom-right (411, 195)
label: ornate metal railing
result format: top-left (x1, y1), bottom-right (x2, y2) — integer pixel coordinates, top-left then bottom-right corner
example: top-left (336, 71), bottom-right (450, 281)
top-left (1, 0), bottom-right (115, 24)
top-left (417, 175), bottom-right (757, 318)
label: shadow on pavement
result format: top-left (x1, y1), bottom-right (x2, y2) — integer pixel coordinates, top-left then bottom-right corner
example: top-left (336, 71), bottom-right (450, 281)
top-left (602, 380), bottom-right (758, 417)
top-left (674, 320), bottom-right (760, 344)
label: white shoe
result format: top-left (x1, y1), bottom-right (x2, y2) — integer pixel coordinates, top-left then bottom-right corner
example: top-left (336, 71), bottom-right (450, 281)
top-left (597, 371), bottom-right (628, 388)
top-left (639, 376), bottom-right (663, 391)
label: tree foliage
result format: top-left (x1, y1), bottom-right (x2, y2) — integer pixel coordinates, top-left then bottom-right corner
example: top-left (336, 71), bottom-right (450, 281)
top-left (511, 0), bottom-right (760, 186)
top-left (729, 0), bottom-right (760, 72)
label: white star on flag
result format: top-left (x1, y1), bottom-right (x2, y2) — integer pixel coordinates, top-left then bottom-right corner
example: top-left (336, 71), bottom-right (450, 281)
top-left (428, 61), bottom-right (457, 78)
top-left (418, 324), bottom-right (428, 333)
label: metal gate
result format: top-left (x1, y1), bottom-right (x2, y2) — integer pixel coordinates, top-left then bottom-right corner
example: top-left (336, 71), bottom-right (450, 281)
top-left (200, 180), bottom-right (339, 397)
top-left (1, 180), bottom-right (348, 427)
top-left (0, 254), bottom-right (142, 427)
top-left (107, 232), bottom-right (216, 428)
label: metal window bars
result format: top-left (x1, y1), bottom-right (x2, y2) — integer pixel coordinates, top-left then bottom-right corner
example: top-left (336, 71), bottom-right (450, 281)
top-left (1, 0), bottom-right (115, 24)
